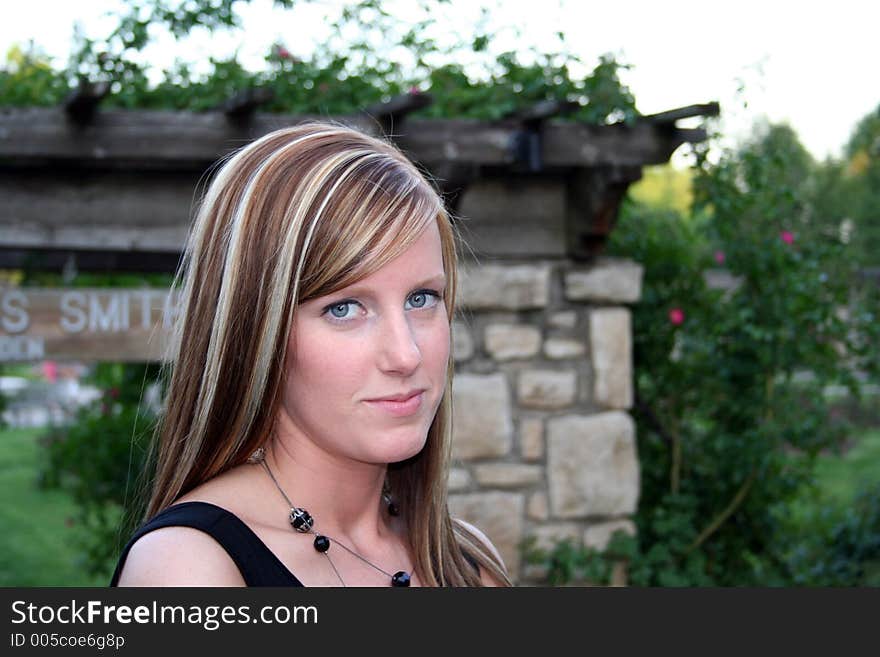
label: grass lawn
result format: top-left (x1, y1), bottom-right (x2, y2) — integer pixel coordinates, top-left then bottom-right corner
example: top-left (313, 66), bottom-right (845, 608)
top-left (0, 426), bottom-right (112, 586)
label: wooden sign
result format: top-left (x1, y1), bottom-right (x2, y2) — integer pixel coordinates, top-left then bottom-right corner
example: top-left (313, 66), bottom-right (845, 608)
top-left (0, 287), bottom-right (179, 362)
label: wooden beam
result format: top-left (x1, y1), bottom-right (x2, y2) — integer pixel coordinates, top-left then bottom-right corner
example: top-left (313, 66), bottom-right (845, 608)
top-left (0, 248), bottom-right (181, 274)
top-left (0, 107), bottom-right (710, 170)
top-left (0, 169), bottom-right (196, 253)
top-left (640, 102), bottom-right (720, 125)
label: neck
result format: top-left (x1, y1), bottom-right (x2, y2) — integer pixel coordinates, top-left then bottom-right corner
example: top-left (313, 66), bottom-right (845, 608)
top-left (260, 422), bottom-right (393, 546)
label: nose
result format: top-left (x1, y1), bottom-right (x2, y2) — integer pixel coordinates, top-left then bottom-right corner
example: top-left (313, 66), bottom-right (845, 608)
top-left (377, 311), bottom-right (422, 375)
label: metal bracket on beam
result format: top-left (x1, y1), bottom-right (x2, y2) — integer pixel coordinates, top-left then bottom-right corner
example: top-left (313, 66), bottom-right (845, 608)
top-left (64, 79), bottom-right (111, 125)
top-left (363, 90), bottom-right (433, 137)
top-left (508, 99), bottom-right (579, 172)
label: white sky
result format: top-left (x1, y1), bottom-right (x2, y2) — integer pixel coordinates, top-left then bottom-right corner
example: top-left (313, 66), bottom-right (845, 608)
top-left (2, 0), bottom-right (878, 164)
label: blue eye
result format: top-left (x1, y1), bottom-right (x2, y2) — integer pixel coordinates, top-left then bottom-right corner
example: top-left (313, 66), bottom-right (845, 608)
top-left (405, 290), bottom-right (441, 310)
top-left (324, 301), bottom-right (359, 321)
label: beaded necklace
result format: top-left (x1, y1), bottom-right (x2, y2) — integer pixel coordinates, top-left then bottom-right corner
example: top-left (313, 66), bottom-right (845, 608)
top-left (253, 450), bottom-right (412, 587)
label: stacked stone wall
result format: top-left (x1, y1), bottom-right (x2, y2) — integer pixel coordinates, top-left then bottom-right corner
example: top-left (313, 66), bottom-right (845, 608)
top-left (447, 257), bottom-right (643, 584)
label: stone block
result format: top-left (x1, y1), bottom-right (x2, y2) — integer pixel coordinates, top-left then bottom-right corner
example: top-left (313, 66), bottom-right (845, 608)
top-left (447, 467), bottom-right (472, 492)
top-left (547, 311), bottom-right (578, 329)
top-left (449, 492), bottom-right (525, 579)
top-left (527, 491), bottom-right (549, 520)
top-left (459, 264), bottom-right (551, 310)
top-left (473, 463), bottom-right (543, 488)
top-left (564, 258), bottom-right (643, 303)
top-left (546, 412), bottom-right (639, 517)
top-left (452, 373), bottom-right (513, 460)
top-left (517, 369), bottom-right (577, 409)
top-left (589, 309), bottom-right (633, 409)
top-left (519, 417), bottom-right (544, 461)
top-left (452, 320), bottom-right (474, 362)
top-left (543, 337), bottom-right (585, 360)
top-left (484, 323), bottom-right (542, 360)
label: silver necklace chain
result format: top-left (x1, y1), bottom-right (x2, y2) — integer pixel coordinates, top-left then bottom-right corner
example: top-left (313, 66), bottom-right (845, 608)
top-left (258, 457), bottom-right (408, 586)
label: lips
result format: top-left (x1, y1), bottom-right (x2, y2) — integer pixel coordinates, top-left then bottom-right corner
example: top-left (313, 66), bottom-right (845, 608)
top-left (364, 389), bottom-right (426, 417)
top-left (367, 390), bottom-right (425, 403)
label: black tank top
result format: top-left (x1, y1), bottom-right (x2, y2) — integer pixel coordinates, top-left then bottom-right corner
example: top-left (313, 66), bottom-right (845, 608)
top-left (109, 501), bottom-right (304, 586)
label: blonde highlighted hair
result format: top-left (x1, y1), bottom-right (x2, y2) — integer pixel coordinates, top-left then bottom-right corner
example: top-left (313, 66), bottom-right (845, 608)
top-left (139, 121), bottom-right (510, 586)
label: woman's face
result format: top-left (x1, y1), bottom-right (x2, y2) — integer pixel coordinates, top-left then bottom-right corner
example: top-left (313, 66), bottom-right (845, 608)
top-left (280, 220), bottom-right (450, 465)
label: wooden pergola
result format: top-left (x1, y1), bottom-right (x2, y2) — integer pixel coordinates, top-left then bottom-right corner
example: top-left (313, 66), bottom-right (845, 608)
top-left (0, 88), bottom-right (719, 273)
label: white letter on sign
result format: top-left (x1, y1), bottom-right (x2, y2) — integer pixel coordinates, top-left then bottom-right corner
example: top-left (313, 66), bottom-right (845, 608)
top-left (60, 291), bottom-right (88, 333)
top-left (1, 290), bottom-right (30, 334)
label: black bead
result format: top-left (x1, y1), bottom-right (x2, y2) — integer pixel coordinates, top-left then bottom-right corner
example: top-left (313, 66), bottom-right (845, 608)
top-left (391, 571), bottom-right (411, 587)
top-left (313, 535), bottom-right (330, 553)
top-left (289, 507), bottom-right (314, 533)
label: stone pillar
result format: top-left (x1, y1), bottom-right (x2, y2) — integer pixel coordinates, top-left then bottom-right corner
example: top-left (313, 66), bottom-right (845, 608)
top-left (449, 253), bottom-right (643, 585)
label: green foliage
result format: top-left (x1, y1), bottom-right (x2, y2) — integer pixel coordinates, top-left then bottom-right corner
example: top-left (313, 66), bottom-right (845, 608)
top-left (813, 104), bottom-right (880, 266)
top-left (0, 0), bottom-right (637, 124)
top-left (0, 45), bottom-right (72, 106)
top-left (527, 120), bottom-right (880, 586)
top-left (522, 530), bottom-right (638, 586)
top-left (38, 363), bottom-right (161, 575)
top-left (776, 483), bottom-right (880, 586)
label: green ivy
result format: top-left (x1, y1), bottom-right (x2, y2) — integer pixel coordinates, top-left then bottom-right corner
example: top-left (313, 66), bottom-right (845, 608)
top-left (1, 0), bottom-right (637, 124)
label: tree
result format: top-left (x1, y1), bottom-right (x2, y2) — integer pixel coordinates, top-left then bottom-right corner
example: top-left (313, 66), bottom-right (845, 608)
top-left (813, 103), bottom-right (880, 266)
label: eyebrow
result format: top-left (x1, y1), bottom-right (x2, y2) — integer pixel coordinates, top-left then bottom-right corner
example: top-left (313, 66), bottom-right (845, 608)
top-left (315, 273), bottom-right (447, 303)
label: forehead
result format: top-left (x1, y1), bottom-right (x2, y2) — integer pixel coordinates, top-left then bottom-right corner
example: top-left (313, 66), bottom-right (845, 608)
top-left (347, 221), bottom-right (445, 291)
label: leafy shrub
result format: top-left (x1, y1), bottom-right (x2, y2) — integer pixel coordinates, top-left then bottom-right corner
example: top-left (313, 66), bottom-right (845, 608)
top-left (38, 363), bottom-right (160, 576)
top-left (527, 122), bottom-right (879, 586)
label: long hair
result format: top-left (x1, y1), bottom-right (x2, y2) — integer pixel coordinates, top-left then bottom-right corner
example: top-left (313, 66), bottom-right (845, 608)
top-left (139, 121), bottom-right (510, 586)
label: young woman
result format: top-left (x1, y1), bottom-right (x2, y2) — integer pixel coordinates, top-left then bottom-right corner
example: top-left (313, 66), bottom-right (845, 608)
top-left (111, 121), bottom-right (511, 587)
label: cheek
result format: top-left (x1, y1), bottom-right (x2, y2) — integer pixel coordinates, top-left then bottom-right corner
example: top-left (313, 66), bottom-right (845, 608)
top-left (287, 328), bottom-right (367, 400)
top-left (419, 317), bottom-right (451, 372)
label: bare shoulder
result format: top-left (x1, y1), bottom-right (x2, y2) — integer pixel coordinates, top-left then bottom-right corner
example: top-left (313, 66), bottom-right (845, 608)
top-left (116, 526), bottom-right (246, 587)
top-left (453, 518), bottom-right (508, 586)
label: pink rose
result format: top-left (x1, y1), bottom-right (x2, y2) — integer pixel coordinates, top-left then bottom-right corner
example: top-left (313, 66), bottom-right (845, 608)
top-left (42, 360), bottom-right (58, 383)
top-left (713, 250), bottom-right (725, 265)
top-left (668, 308), bottom-right (685, 325)
top-left (780, 231), bottom-right (794, 245)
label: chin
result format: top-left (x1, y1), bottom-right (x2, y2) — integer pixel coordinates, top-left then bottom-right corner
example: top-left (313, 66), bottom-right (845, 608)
top-left (378, 426), bottom-right (430, 464)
